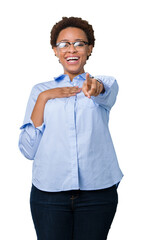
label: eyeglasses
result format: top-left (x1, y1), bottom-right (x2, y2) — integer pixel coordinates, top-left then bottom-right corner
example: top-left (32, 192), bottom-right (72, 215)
top-left (56, 41), bottom-right (89, 52)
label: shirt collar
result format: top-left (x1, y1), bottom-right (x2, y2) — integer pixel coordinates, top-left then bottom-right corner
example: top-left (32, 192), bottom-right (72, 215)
top-left (54, 72), bottom-right (93, 82)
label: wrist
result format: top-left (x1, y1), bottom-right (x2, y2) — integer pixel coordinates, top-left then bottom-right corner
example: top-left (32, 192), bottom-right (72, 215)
top-left (100, 84), bottom-right (105, 93)
top-left (96, 78), bottom-right (105, 93)
top-left (39, 91), bottom-right (50, 103)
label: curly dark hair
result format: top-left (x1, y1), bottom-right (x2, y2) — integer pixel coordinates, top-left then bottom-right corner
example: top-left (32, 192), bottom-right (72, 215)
top-left (50, 17), bottom-right (95, 59)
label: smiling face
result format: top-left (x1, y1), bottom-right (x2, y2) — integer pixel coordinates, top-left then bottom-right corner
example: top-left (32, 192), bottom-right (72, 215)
top-left (53, 27), bottom-right (93, 81)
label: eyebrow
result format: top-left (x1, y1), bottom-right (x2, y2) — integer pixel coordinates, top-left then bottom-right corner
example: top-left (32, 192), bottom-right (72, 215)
top-left (59, 38), bottom-right (85, 42)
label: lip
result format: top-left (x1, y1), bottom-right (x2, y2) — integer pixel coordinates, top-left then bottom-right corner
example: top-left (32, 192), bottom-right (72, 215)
top-left (65, 56), bottom-right (80, 65)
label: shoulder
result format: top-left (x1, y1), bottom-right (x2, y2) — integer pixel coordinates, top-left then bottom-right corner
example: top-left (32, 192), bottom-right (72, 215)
top-left (31, 79), bottom-right (57, 95)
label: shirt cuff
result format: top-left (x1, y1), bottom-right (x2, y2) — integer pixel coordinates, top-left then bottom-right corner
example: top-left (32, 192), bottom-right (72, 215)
top-left (20, 119), bottom-right (45, 133)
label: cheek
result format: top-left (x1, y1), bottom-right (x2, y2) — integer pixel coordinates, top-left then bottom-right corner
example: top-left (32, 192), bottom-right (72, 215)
top-left (59, 53), bottom-right (65, 61)
top-left (80, 52), bottom-right (88, 62)
top-left (81, 49), bottom-right (89, 58)
top-left (56, 49), bottom-right (64, 59)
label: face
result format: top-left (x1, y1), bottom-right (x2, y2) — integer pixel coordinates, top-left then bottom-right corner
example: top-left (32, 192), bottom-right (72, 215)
top-left (53, 27), bottom-right (93, 80)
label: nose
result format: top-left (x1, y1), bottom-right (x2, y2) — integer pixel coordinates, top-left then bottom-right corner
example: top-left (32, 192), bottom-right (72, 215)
top-left (68, 43), bottom-right (77, 53)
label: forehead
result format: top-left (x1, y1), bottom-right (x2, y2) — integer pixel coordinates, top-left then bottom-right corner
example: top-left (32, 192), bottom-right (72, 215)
top-left (57, 27), bottom-right (88, 42)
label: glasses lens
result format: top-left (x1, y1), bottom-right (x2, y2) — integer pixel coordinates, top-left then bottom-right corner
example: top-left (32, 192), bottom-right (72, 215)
top-left (58, 42), bottom-right (69, 49)
top-left (74, 41), bottom-right (85, 47)
top-left (57, 41), bottom-right (88, 52)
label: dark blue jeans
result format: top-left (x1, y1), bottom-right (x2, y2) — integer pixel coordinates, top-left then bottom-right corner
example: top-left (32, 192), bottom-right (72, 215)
top-left (30, 184), bottom-right (118, 240)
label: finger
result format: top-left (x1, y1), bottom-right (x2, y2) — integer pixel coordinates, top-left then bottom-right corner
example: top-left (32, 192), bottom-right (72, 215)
top-left (95, 81), bottom-right (103, 95)
top-left (68, 91), bottom-right (81, 97)
top-left (86, 73), bottom-right (92, 86)
top-left (73, 87), bottom-right (82, 92)
top-left (65, 86), bottom-right (79, 90)
top-left (87, 80), bottom-right (97, 96)
top-left (88, 81), bottom-right (101, 96)
top-left (62, 89), bottom-right (77, 96)
top-left (83, 79), bottom-right (90, 92)
top-left (83, 89), bottom-right (91, 98)
top-left (72, 86), bottom-right (82, 91)
top-left (82, 84), bottom-right (91, 98)
top-left (67, 86), bottom-right (80, 91)
top-left (69, 89), bottom-right (82, 95)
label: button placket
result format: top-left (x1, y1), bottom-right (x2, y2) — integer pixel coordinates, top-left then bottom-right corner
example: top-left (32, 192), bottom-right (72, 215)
top-left (65, 97), bottom-right (79, 189)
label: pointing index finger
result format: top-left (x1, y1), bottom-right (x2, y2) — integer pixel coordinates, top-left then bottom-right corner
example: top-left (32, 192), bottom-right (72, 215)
top-left (86, 73), bottom-right (92, 85)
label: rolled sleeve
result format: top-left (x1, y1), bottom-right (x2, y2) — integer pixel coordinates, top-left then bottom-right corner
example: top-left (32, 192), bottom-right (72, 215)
top-left (20, 119), bottom-right (45, 133)
top-left (18, 122), bottom-right (43, 160)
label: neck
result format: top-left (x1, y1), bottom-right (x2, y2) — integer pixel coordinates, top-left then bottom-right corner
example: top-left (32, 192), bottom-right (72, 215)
top-left (64, 70), bottom-right (85, 81)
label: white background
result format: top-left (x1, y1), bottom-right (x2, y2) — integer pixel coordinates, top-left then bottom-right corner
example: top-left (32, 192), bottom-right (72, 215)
top-left (0, 0), bottom-right (142, 239)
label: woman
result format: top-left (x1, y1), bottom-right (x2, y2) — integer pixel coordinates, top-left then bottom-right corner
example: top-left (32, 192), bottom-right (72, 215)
top-left (19, 17), bottom-right (123, 240)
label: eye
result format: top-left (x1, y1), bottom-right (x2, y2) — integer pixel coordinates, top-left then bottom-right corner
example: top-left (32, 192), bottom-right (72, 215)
top-left (58, 42), bottom-right (69, 48)
top-left (74, 41), bottom-right (85, 47)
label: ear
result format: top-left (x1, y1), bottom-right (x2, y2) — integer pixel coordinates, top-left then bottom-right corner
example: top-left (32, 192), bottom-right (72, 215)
top-left (87, 45), bottom-right (93, 57)
top-left (53, 47), bottom-right (58, 57)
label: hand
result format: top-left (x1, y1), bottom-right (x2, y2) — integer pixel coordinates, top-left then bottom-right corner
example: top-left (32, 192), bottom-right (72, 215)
top-left (81, 73), bottom-right (104, 98)
top-left (31, 86), bottom-right (82, 128)
top-left (41, 86), bottom-right (82, 102)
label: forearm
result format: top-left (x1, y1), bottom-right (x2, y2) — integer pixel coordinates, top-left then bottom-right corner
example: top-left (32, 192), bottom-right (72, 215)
top-left (18, 124), bottom-right (42, 160)
top-left (31, 92), bottom-right (49, 128)
top-left (19, 87), bottom-right (49, 160)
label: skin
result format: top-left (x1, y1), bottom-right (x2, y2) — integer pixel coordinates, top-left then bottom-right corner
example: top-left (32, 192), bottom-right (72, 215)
top-left (53, 27), bottom-right (104, 98)
top-left (53, 27), bottom-right (93, 81)
top-left (31, 27), bottom-right (104, 127)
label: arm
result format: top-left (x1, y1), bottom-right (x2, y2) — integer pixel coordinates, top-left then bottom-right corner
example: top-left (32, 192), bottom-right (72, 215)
top-left (18, 120), bottom-right (44, 160)
top-left (82, 73), bottom-right (119, 111)
top-left (18, 86), bottom-right (46, 160)
top-left (91, 75), bottom-right (119, 111)
top-left (18, 84), bottom-right (81, 160)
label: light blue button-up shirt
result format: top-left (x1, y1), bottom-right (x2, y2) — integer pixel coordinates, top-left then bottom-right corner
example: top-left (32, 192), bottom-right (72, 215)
top-left (18, 73), bottom-right (123, 192)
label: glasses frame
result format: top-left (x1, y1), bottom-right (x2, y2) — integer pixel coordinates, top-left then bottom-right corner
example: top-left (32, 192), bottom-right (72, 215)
top-left (56, 41), bottom-right (89, 51)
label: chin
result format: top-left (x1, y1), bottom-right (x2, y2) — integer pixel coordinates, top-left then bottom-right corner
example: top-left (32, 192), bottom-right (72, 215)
top-left (66, 70), bottom-right (82, 76)
top-left (64, 66), bottom-right (84, 74)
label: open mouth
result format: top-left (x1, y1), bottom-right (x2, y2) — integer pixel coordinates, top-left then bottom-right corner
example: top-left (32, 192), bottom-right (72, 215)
top-left (66, 56), bottom-right (80, 63)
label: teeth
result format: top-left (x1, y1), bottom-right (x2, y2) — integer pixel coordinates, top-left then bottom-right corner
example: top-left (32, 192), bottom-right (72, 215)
top-left (66, 57), bottom-right (79, 61)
